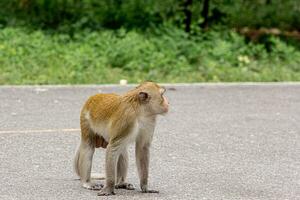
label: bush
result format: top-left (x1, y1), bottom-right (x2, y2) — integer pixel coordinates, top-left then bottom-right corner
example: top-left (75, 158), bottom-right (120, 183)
top-left (0, 26), bottom-right (299, 84)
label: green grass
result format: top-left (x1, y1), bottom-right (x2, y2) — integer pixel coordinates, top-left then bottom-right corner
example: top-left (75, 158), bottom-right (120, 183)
top-left (0, 26), bottom-right (300, 84)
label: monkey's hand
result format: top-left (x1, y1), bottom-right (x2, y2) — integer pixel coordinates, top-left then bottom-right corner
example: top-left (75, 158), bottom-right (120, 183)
top-left (82, 182), bottom-right (103, 190)
top-left (97, 187), bottom-right (115, 196)
top-left (141, 185), bottom-right (159, 193)
top-left (141, 189), bottom-right (159, 193)
top-left (95, 135), bottom-right (108, 148)
top-left (115, 183), bottom-right (135, 190)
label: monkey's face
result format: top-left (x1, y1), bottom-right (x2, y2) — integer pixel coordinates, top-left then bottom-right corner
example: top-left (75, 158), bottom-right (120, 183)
top-left (138, 83), bottom-right (169, 115)
top-left (157, 87), bottom-right (169, 114)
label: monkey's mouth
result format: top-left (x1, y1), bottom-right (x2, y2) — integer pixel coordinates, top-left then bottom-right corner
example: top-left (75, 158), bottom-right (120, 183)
top-left (161, 107), bottom-right (169, 114)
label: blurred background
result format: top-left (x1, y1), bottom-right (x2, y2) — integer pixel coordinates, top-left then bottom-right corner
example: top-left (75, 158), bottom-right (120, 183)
top-left (0, 0), bottom-right (299, 84)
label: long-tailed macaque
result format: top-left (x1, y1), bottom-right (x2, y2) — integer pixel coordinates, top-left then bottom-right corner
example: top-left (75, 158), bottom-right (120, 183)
top-left (74, 81), bottom-right (169, 196)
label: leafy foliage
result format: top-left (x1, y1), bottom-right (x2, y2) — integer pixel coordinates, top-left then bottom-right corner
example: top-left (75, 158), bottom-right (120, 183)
top-left (1, 26), bottom-right (299, 84)
top-left (0, 0), bottom-right (299, 84)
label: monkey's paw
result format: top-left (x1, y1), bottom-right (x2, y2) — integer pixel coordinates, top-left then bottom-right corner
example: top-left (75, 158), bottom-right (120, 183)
top-left (82, 182), bottom-right (103, 190)
top-left (141, 185), bottom-right (159, 193)
top-left (142, 189), bottom-right (159, 193)
top-left (115, 183), bottom-right (135, 190)
top-left (97, 187), bottom-right (116, 196)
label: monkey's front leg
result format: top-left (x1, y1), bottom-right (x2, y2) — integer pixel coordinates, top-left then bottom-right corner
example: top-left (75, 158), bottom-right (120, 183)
top-left (135, 142), bottom-right (159, 193)
top-left (98, 144), bottom-right (118, 196)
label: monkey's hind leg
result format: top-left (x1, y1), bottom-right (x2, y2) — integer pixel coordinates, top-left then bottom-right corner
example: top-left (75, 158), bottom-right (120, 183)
top-left (115, 149), bottom-right (135, 190)
top-left (74, 129), bottom-right (103, 190)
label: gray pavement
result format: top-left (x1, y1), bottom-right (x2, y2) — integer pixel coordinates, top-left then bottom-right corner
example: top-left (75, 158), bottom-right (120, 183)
top-left (0, 83), bottom-right (299, 200)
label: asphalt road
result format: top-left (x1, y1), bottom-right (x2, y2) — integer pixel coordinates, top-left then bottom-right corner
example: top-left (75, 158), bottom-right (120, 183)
top-left (0, 83), bottom-right (299, 200)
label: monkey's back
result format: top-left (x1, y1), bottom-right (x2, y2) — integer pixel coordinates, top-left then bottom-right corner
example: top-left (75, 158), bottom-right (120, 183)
top-left (81, 93), bottom-right (121, 122)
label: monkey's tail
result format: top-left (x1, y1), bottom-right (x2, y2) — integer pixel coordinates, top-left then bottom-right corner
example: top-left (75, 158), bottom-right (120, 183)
top-left (73, 144), bottom-right (105, 180)
top-left (74, 144), bottom-right (81, 178)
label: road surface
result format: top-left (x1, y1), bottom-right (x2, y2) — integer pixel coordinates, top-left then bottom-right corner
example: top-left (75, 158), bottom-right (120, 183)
top-left (0, 83), bottom-right (299, 200)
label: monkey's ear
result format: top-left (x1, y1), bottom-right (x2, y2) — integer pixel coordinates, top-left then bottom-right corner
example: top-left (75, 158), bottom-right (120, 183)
top-left (138, 92), bottom-right (149, 102)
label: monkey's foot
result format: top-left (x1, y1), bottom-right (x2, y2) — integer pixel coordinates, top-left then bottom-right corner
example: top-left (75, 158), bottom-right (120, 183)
top-left (141, 185), bottom-right (159, 193)
top-left (82, 182), bottom-right (103, 190)
top-left (115, 183), bottom-right (135, 190)
top-left (97, 187), bottom-right (116, 196)
top-left (142, 189), bottom-right (159, 193)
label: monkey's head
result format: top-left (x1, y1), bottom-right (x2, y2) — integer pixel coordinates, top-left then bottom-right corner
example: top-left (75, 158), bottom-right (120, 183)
top-left (137, 82), bottom-right (169, 115)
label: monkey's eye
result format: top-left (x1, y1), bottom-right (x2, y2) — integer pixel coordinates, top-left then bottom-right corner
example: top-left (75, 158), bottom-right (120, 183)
top-left (160, 92), bottom-right (165, 98)
top-left (160, 87), bottom-right (166, 95)
top-left (160, 94), bottom-right (165, 103)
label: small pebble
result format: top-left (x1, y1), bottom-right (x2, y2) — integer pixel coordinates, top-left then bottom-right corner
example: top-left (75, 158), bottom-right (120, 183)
top-left (120, 79), bottom-right (128, 85)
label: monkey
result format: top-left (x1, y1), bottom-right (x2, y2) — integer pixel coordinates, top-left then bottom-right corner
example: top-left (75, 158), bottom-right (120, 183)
top-left (74, 81), bottom-right (169, 196)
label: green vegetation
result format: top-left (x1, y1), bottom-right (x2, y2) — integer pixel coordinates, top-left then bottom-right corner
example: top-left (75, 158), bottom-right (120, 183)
top-left (0, 0), bottom-right (299, 84)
